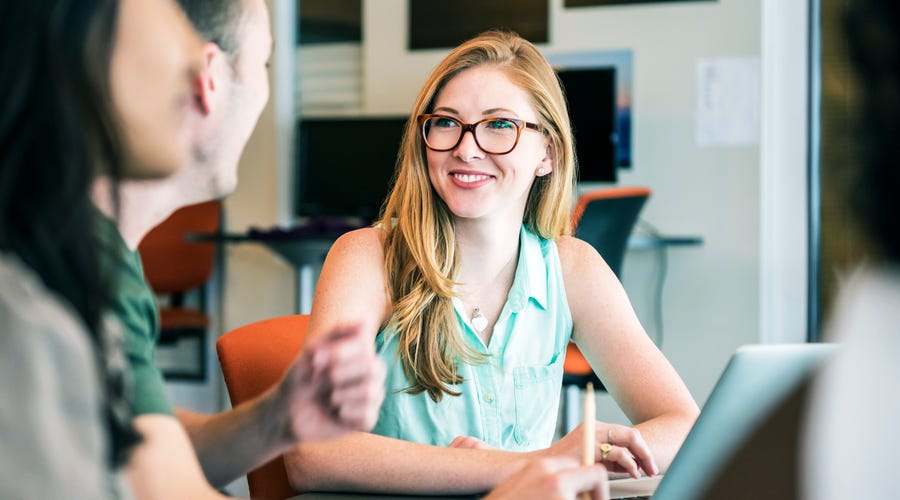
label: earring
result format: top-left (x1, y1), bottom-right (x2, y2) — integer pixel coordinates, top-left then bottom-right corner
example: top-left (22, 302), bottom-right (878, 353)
top-left (537, 167), bottom-right (546, 176)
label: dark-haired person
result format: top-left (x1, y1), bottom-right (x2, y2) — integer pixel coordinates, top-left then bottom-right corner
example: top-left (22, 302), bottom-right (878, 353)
top-left (0, 0), bottom-right (204, 497)
top-left (89, 0), bottom-right (387, 490)
top-left (0, 0), bottom-right (384, 498)
top-left (802, 1), bottom-right (900, 498)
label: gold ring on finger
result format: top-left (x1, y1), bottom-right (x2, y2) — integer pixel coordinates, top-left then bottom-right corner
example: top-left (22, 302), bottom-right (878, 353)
top-left (600, 443), bottom-right (613, 461)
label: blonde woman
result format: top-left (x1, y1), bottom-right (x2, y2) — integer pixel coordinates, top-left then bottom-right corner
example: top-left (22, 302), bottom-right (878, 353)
top-left (287, 30), bottom-right (698, 496)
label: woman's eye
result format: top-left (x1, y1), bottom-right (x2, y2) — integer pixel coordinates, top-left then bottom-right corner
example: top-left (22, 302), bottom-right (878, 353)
top-left (485, 119), bottom-right (515, 130)
top-left (434, 117), bottom-right (458, 128)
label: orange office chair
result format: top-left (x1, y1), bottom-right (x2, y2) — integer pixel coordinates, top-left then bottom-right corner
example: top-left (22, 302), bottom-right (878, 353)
top-left (563, 187), bottom-right (651, 431)
top-left (216, 314), bottom-right (311, 500)
top-left (138, 199), bottom-right (222, 379)
top-left (570, 186), bottom-right (651, 279)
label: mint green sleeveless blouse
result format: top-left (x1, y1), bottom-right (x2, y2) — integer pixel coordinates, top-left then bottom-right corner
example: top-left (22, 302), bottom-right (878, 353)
top-left (372, 227), bottom-right (573, 451)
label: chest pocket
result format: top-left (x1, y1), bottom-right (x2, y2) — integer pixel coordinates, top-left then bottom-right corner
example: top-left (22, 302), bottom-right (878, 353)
top-left (512, 351), bottom-right (564, 448)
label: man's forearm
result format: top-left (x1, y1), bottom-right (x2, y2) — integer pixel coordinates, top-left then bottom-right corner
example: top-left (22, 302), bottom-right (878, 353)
top-left (286, 432), bottom-right (536, 495)
top-left (176, 390), bottom-right (290, 488)
top-left (129, 415), bottom-right (230, 499)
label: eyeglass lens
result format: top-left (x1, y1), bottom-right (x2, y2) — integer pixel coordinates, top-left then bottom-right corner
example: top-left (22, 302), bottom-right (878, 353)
top-left (422, 116), bottom-right (521, 154)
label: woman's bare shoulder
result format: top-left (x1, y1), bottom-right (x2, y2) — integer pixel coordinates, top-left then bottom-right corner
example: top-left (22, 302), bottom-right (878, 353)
top-left (336, 226), bottom-right (386, 245)
top-left (555, 235), bottom-right (602, 269)
top-left (329, 226), bottom-right (387, 261)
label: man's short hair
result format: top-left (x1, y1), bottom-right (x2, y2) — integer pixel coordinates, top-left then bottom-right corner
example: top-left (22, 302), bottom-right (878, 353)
top-left (176, 0), bottom-right (245, 58)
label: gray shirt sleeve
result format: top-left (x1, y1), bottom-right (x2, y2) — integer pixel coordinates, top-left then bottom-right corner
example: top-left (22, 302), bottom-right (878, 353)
top-left (0, 255), bottom-right (118, 500)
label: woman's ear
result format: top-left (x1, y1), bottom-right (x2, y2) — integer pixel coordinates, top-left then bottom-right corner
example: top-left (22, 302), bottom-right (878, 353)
top-left (537, 144), bottom-right (554, 176)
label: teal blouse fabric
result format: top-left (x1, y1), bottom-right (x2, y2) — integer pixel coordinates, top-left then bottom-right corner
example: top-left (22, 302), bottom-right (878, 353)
top-left (372, 227), bottom-right (573, 451)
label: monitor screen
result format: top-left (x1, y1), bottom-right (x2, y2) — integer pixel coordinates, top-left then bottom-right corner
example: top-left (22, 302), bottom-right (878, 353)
top-left (295, 116), bottom-right (408, 220)
top-left (556, 67), bottom-right (618, 182)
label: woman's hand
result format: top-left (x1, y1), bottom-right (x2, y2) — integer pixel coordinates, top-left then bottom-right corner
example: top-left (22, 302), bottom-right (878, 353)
top-left (543, 422), bottom-right (658, 479)
top-left (484, 456), bottom-right (608, 500)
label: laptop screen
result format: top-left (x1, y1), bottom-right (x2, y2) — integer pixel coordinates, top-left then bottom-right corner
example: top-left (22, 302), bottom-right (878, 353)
top-left (652, 343), bottom-right (836, 500)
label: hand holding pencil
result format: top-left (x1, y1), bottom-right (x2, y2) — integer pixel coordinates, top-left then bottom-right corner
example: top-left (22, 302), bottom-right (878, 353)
top-left (485, 382), bottom-right (611, 500)
top-left (576, 382), bottom-right (658, 480)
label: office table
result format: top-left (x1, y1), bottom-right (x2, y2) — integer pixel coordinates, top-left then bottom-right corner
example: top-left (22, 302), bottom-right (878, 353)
top-left (288, 476), bottom-right (662, 499)
top-left (627, 234), bottom-right (702, 250)
top-left (199, 227), bottom-right (701, 314)
top-left (191, 222), bottom-right (361, 313)
top-left (290, 494), bottom-right (476, 499)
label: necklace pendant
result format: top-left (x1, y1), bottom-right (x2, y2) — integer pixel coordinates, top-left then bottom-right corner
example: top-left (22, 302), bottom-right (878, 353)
top-left (471, 307), bottom-right (488, 333)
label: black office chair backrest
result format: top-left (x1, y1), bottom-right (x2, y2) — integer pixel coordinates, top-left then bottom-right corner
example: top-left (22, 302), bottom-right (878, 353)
top-left (572, 187), bottom-right (651, 279)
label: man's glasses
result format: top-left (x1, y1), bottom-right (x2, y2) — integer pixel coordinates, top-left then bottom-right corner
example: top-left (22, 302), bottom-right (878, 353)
top-left (417, 114), bottom-right (543, 155)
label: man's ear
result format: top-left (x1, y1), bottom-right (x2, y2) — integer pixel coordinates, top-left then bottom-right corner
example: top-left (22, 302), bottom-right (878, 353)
top-left (194, 42), bottom-right (223, 116)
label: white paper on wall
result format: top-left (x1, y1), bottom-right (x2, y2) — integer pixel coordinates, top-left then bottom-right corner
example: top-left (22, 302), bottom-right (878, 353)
top-left (695, 56), bottom-right (761, 147)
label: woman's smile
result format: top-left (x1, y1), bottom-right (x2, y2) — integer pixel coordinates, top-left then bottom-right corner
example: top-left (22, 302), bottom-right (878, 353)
top-left (449, 170), bottom-right (495, 187)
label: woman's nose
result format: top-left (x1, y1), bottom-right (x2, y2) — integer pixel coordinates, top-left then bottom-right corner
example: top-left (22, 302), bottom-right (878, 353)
top-left (453, 129), bottom-right (485, 162)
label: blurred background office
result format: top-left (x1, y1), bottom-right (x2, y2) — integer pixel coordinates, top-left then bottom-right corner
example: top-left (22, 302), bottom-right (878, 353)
top-left (197, 0), bottom-right (802, 425)
top-left (163, 0), bottom-right (888, 478)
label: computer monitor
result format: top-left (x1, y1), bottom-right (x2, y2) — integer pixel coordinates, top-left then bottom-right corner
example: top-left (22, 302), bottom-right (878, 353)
top-left (556, 67), bottom-right (618, 182)
top-left (295, 116), bottom-right (408, 220)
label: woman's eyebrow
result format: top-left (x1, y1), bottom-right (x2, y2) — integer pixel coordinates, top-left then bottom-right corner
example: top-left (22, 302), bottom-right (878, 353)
top-left (430, 107), bottom-right (523, 118)
top-left (483, 107), bottom-right (521, 117)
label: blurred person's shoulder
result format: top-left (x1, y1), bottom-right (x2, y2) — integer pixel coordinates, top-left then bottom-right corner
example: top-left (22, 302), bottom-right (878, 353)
top-left (825, 264), bottom-right (900, 342)
top-left (0, 252), bottom-right (90, 341)
top-left (0, 252), bottom-right (115, 499)
top-left (802, 264), bottom-right (900, 500)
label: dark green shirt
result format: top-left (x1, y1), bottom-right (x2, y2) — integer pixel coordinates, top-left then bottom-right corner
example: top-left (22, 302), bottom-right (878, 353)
top-left (100, 216), bottom-right (174, 416)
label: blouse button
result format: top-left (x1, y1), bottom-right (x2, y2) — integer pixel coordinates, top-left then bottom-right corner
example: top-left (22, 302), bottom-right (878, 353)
top-left (484, 394), bottom-right (495, 403)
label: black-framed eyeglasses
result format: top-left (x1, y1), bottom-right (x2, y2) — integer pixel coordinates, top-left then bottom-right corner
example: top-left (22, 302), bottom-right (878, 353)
top-left (417, 114), bottom-right (543, 155)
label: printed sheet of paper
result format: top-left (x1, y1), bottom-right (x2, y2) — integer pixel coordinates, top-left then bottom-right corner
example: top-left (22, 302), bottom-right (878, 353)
top-left (695, 56), bottom-right (760, 147)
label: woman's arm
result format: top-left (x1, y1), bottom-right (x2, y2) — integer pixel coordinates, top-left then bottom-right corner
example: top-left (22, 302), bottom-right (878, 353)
top-left (286, 431), bottom-right (534, 494)
top-left (301, 227), bottom-right (393, 348)
top-left (286, 228), bottom-right (538, 494)
top-left (557, 236), bottom-right (699, 472)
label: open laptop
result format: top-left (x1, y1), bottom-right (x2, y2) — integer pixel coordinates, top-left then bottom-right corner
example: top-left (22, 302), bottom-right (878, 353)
top-left (610, 343), bottom-right (836, 500)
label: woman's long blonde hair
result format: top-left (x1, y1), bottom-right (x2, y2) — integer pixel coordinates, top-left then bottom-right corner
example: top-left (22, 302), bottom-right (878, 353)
top-left (377, 31), bottom-right (577, 402)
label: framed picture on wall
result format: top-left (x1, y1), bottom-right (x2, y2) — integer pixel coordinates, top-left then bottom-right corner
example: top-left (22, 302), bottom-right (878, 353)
top-left (409, 0), bottom-right (549, 50)
top-left (565, 0), bottom-right (715, 7)
top-left (297, 0), bottom-right (361, 45)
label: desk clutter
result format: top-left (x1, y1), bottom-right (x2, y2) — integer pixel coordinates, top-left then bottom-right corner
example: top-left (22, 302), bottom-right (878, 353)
top-left (247, 217), bottom-right (369, 241)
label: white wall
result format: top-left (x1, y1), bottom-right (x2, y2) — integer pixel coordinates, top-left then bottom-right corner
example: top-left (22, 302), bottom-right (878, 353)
top-left (759, 0), bottom-right (809, 345)
top-left (225, 0), bottom-right (807, 427)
